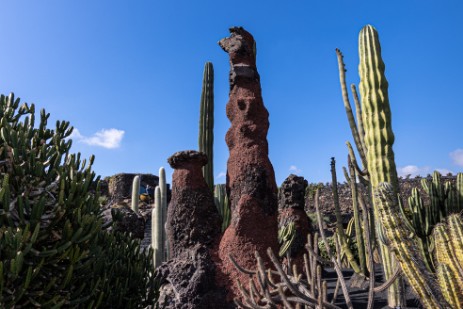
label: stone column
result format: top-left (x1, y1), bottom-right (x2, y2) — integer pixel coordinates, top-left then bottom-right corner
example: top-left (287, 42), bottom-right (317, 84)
top-left (278, 174), bottom-right (312, 272)
top-left (156, 150), bottom-right (224, 308)
top-left (217, 27), bottom-right (280, 301)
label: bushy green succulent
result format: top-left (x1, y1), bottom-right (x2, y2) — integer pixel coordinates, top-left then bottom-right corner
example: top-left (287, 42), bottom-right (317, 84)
top-left (0, 93), bottom-right (156, 308)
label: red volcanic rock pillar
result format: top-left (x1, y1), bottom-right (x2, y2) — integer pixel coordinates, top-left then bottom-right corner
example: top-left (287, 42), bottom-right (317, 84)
top-left (217, 27), bottom-right (280, 301)
top-left (156, 150), bottom-right (225, 308)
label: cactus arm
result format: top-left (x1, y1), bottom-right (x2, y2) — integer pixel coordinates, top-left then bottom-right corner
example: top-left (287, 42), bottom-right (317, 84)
top-left (457, 173), bottom-right (463, 211)
top-left (336, 49), bottom-right (367, 170)
top-left (350, 83), bottom-right (366, 151)
top-left (330, 157), bottom-right (361, 273)
top-left (347, 157), bottom-right (366, 274)
top-left (448, 214), bottom-right (463, 270)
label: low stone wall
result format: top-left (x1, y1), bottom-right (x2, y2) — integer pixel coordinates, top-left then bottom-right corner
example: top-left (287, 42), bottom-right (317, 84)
top-left (306, 175), bottom-right (458, 214)
top-left (102, 173), bottom-right (160, 202)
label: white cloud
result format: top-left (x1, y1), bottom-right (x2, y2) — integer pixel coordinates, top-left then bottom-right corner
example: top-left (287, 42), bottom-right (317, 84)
top-left (216, 172), bottom-right (226, 179)
top-left (70, 128), bottom-right (124, 149)
top-left (450, 149), bottom-right (463, 167)
top-left (289, 165), bottom-right (302, 174)
top-left (435, 168), bottom-right (454, 176)
top-left (397, 165), bottom-right (431, 178)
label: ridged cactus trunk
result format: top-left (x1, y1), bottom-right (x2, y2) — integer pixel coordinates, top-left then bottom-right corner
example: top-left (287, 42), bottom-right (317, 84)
top-left (198, 62), bottom-right (214, 191)
top-left (151, 167), bottom-right (169, 268)
top-left (159, 167), bottom-right (169, 260)
top-left (359, 25), bottom-right (449, 308)
top-left (131, 175), bottom-right (140, 213)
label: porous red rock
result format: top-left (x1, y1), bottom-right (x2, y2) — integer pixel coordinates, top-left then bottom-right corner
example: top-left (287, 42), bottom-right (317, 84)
top-left (155, 150), bottom-right (226, 308)
top-left (278, 174), bottom-right (312, 272)
top-left (216, 27), bottom-right (280, 302)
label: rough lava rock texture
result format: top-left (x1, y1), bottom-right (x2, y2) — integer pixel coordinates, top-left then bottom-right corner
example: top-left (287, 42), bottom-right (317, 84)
top-left (110, 205), bottom-right (145, 239)
top-left (216, 27), bottom-right (280, 302)
top-left (155, 150), bottom-right (227, 309)
top-left (278, 174), bottom-right (312, 271)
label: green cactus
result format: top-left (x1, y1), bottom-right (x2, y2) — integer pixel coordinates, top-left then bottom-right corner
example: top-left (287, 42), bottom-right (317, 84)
top-left (213, 183), bottom-right (230, 232)
top-left (330, 157), bottom-right (362, 274)
top-left (151, 167), bottom-right (169, 266)
top-left (159, 166), bottom-right (169, 260)
top-left (198, 62), bottom-right (214, 191)
top-left (433, 216), bottom-right (463, 308)
top-left (357, 25), bottom-right (445, 307)
top-left (131, 175), bottom-right (140, 213)
top-left (397, 171), bottom-right (463, 272)
top-left (152, 186), bottom-right (163, 268)
top-left (0, 93), bottom-right (157, 308)
top-left (376, 184), bottom-right (450, 308)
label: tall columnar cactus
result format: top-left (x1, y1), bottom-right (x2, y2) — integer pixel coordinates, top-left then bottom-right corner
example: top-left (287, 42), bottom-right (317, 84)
top-left (355, 23), bottom-right (457, 306)
top-left (198, 62), bottom-right (214, 191)
top-left (358, 25), bottom-right (449, 308)
top-left (158, 167), bottom-right (169, 261)
top-left (131, 175), bottom-right (140, 213)
top-left (151, 168), bottom-right (168, 265)
top-left (347, 24), bottom-right (402, 306)
top-left (152, 186), bottom-right (163, 268)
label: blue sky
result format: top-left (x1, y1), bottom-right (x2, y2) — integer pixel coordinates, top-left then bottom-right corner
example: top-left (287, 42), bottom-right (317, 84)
top-left (1, 1), bottom-right (462, 185)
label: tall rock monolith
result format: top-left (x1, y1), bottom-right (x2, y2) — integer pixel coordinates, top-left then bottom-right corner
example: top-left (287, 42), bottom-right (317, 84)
top-left (216, 27), bottom-right (280, 301)
top-left (155, 150), bottom-right (226, 308)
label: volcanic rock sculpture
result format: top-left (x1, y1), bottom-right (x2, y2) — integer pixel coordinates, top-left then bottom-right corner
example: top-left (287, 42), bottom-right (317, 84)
top-left (155, 150), bottom-right (225, 308)
top-left (278, 174), bottom-right (312, 271)
top-left (217, 27), bottom-right (280, 300)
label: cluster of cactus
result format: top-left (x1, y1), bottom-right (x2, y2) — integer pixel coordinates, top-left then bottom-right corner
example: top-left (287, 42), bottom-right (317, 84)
top-left (151, 166), bottom-right (169, 268)
top-left (233, 188), bottom-right (403, 309)
top-left (433, 214), bottom-right (463, 308)
top-left (0, 93), bottom-right (157, 308)
top-left (277, 220), bottom-right (296, 257)
top-left (336, 24), bottom-right (409, 306)
top-left (398, 171), bottom-right (463, 271)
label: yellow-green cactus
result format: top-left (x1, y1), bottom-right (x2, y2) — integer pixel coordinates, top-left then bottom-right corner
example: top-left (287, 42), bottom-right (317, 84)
top-left (358, 24), bottom-right (450, 308)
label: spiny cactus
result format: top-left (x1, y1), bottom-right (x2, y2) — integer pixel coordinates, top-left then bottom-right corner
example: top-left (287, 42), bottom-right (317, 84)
top-left (198, 62), bottom-right (214, 191)
top-left (151, 167), bottom-right (169, 267)
top-left (0, 93), bottom-right (156, 308)
top-left (152, 186), bottom-right (163, 268)
top-left (131, 175), bottom-right (140, 213)
top-left (213, 183), bottom-right (230, 232)
top-left (397, 171), bottom-right (463, 272)
top-left (433, 215), bottom-right (463, 308)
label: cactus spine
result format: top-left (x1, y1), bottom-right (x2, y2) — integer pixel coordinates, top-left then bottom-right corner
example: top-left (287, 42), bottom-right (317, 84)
top-left (198, 62), bottom-right (214, 191)
top-left (131, 175), bottom-right (140, 213)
